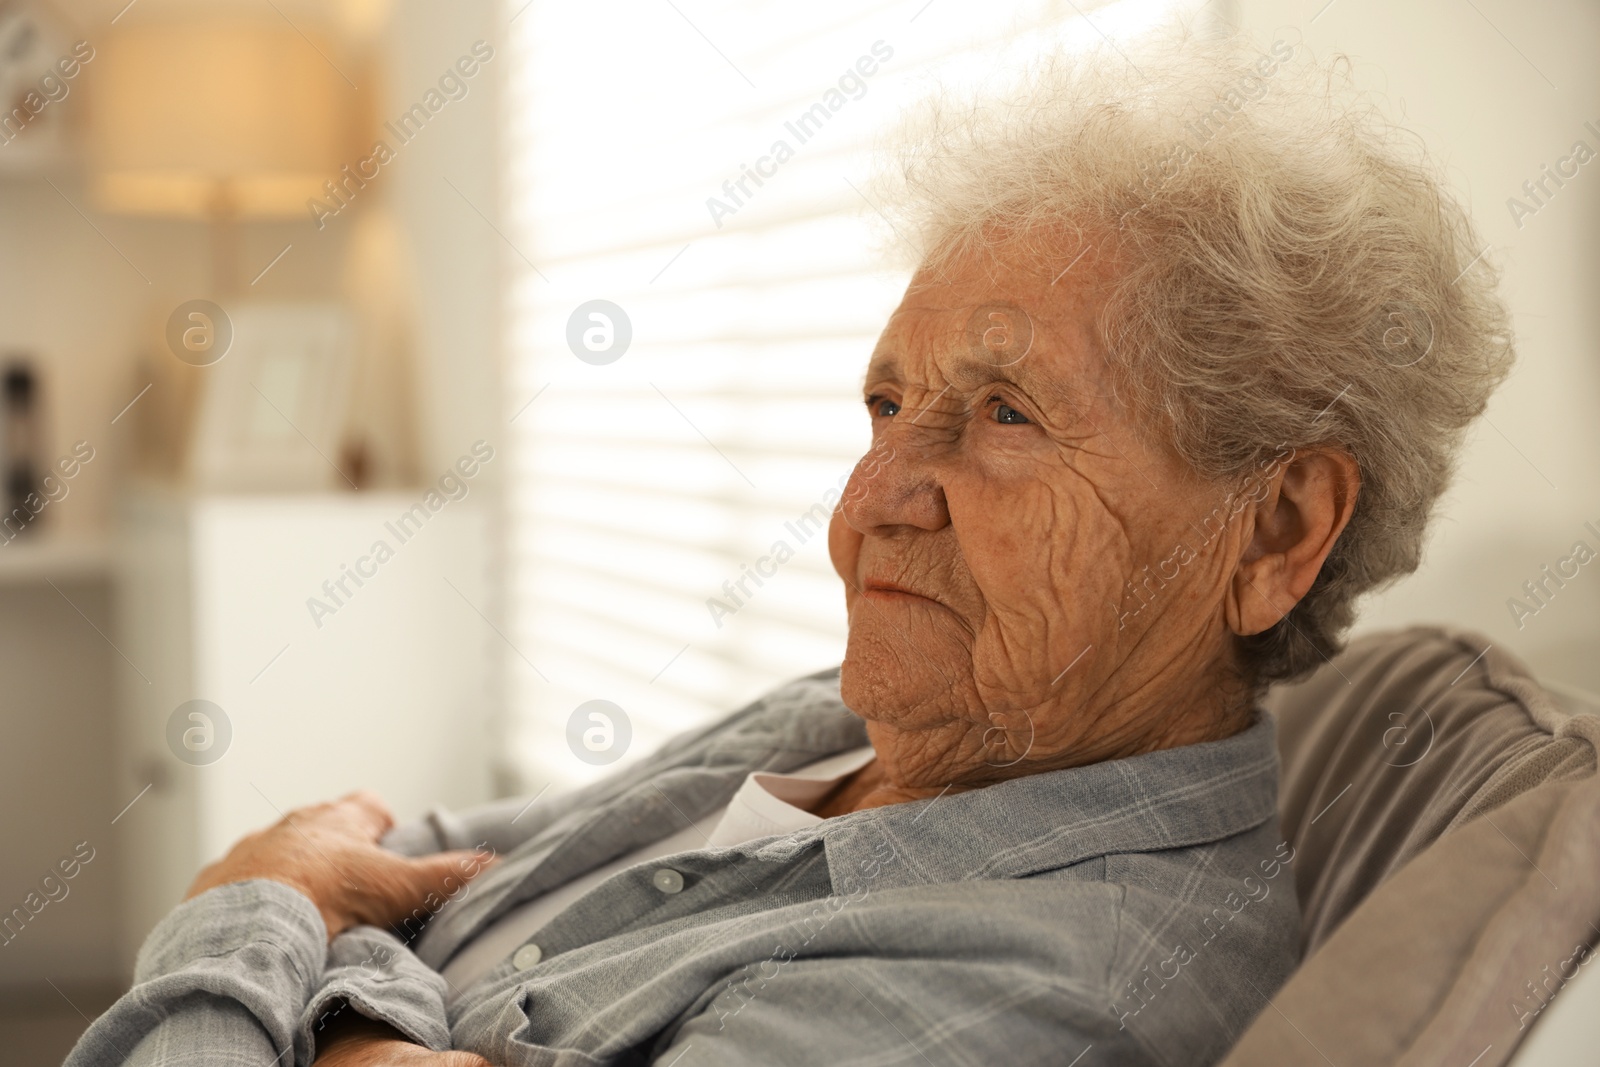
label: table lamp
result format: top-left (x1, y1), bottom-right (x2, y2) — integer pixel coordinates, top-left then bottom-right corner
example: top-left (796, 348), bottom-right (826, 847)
top-left (84, 18), bottom-right (356, 293)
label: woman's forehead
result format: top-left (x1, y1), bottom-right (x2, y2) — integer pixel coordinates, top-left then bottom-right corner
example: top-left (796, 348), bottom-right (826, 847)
top-left (867, 274), bottom-right (1106, 397)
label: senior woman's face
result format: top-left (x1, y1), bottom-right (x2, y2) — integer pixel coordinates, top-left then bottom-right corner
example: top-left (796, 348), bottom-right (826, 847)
top-left (828, 248), bottom-right (1253, 788)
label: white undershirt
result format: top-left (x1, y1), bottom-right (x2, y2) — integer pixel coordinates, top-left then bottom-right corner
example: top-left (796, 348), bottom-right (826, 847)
top-left (440, 746), bottom-right (876, 991)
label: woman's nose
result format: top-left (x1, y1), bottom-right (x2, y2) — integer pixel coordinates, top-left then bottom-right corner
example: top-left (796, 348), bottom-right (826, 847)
top-left (839, 437), bottom-right (950, 533)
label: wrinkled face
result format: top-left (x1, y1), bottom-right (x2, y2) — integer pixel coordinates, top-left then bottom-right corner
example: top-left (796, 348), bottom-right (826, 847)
top-left (829, 246), bottom-right (1250, 789)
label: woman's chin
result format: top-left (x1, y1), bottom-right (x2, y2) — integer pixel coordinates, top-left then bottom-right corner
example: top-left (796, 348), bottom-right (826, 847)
top-left (840, 648), bottom-right (969, 731)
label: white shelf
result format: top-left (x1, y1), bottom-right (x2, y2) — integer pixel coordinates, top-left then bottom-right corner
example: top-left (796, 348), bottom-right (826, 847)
top-left (0, 535), bottom-right (112, 583)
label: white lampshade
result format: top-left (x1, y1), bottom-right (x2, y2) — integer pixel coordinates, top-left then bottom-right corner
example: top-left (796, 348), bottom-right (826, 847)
top-left (86, 20), bottom-right (355, 218)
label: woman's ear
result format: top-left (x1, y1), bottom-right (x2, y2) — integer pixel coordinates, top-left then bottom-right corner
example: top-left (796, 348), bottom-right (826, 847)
top-left (1225, 448), bottom-right (1360, 637)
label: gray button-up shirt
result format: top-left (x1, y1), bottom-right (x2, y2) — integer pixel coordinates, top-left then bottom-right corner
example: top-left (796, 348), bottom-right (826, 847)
top-left (66, 669), bottom-right (1298, 1067)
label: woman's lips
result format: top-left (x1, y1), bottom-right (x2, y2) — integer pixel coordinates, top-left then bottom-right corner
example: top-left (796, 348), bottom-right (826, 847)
top-left (861, 577), bottom-right (942, 604)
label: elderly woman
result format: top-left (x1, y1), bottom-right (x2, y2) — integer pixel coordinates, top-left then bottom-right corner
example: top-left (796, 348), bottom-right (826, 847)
top-left (68, 37), bottom-right (1509, 1067)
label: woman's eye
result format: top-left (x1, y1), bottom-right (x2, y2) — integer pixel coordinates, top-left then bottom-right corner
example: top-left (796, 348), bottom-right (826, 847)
top-left (867, 396), bottom-right (901, 418)
top-left (992, 401), bottom-right (1030, 425)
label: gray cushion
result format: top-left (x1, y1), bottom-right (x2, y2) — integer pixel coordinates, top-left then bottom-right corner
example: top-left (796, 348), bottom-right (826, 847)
top-left (1220, 625), bottom-right (1600, 1067)
top-left (1267, 625), bottom-right (1596, 952)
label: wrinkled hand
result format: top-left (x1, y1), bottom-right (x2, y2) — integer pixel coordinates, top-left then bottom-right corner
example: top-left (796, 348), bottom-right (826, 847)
top-left (185, 790), bottom-right (495, 941)
top-left (314, 1015), bottom-right (494, 1067)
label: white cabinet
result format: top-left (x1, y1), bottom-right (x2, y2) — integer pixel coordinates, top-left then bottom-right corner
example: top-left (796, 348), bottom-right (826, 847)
top-left (111, 489), bottom-right (496, 970)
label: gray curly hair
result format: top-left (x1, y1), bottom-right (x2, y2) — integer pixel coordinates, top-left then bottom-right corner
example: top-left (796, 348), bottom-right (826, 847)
top-left (878, 32), bottom-right (1514, 685)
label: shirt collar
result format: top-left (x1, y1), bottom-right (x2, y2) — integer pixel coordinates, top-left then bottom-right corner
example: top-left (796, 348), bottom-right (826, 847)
top-left (748, 712), bottom-right (1282, 892)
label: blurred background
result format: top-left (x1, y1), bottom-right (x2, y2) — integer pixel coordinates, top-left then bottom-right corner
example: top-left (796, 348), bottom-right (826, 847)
top-left (0, 0), bottom-right (1593, 1060)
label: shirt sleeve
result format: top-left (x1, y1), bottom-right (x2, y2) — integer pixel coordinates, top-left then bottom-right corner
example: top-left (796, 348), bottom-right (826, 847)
top-left (119, 999), bottom-right (280, 1067)
top-left (293, 925), bottom-right (455, 1064)
top-left (63, 880), bottom-right (326, 1067)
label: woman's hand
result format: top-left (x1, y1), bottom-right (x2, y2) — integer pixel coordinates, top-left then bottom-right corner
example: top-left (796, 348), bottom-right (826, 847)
top-left (184, 790), bottom-right (495, 941)
top-left (314, 1014), bottom-right (493, 1067)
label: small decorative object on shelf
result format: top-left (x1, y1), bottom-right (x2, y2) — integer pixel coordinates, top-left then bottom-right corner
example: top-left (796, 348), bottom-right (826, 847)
top-left (2, 359), bottom-right (41, 538)
top-left (0, 1), bottom-right (89, 171)
top-left (338, 437), bottom-right (372, 491)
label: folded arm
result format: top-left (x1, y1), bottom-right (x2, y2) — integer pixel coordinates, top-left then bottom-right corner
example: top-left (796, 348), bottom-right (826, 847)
top-left (72, 693), bottom-right (773, 1067)
top-left (64, 794), bottom-right (495, 1067)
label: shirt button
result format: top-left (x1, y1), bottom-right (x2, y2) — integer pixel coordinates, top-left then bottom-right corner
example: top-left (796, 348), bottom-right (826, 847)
top-left (651, 868), bottom-right (684, 894)
top-left (512, 943), bottom-right (543, 970)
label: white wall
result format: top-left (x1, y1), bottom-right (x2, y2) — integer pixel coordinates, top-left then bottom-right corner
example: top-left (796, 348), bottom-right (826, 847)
top-left (384, 0), bottom-right (503, 475)
top-left (1238, 0), bottom-right (1600, 691)
top-left (382, 0), bottom-right (509, 785)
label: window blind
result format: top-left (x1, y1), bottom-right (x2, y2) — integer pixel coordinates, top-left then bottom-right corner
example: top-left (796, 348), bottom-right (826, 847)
top-left (503, 0), bottom-right (1204, 791)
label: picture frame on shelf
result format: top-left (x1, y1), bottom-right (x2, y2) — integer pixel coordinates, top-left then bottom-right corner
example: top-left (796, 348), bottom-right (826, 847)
top-left (187, 302), bottom-right (356, 492)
